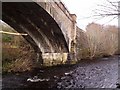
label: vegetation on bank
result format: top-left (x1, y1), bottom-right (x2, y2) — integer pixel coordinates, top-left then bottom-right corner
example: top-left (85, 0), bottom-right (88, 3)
top-left (76, 22), bottom-right (119, 60)
top-left (2, 22), bottom-right (119, 73)
top-left (2, 23), bottom-right (37, 73)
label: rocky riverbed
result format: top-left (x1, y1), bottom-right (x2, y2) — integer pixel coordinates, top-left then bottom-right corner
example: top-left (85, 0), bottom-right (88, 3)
top-left (2, 55), bottom-right (119, 89)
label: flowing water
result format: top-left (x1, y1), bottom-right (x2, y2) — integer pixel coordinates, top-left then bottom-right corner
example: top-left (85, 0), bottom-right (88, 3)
top-left (2, 55), bottom-right (119, 89)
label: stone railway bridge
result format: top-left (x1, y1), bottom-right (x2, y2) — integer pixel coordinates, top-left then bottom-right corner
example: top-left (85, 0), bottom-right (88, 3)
top-left (2, 0), bottom-right (78, 66)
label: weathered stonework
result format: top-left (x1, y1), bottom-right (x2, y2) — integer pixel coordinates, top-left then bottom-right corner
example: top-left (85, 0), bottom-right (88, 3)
top-left (36, 1), bottom-right (77, 64)
top-left (42, 53), bottom-right (68, 66)
top-left (2, 1), bottom-right (78, 66)
top-left (36, 1), bottom-right (77, 52)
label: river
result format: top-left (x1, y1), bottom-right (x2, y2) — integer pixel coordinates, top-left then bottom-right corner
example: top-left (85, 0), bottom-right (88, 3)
top-left (2, 55), bottom-right (119, 89)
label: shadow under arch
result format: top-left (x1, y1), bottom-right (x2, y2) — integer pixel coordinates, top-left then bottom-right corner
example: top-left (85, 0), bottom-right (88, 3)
top-left (2, 2), bottom-right (69, 64)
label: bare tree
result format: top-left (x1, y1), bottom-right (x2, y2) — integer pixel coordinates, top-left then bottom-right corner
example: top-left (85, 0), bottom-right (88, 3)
top-left (92, 0), bottom-right (119, 22)
top-left (86, 22), bottom-right (118, 59)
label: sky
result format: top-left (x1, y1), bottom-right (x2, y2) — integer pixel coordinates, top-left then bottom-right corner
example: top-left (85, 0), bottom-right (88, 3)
top-left (61, 0), bottom-right (119, 30)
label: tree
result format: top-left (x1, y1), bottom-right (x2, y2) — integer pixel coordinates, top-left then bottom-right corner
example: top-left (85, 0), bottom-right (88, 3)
top-left (92, 0), bottom-right (119, 22)
top-left (95, 0), bottom-right (119, 15)
top-left (86, 22), bottom-right (118, 58)
top-left (91, 0), bottom-right (120, 56)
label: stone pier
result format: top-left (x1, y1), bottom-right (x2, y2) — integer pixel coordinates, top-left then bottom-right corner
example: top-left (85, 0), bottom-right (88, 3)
top-left (42, 53), bottom-right (68, 66)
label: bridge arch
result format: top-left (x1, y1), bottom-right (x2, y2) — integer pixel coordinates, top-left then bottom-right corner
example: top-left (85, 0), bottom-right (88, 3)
top-left (2, 2), bottom-right (69, 54)
top-left (2, 1), bottom-right (77, 65)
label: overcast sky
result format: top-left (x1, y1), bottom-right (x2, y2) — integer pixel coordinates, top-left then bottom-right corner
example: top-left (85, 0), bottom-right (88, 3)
top-left (61, 0), bottom-right (118, 30)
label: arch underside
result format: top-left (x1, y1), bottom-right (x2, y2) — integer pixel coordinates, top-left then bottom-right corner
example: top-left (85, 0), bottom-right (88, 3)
top-left (2, 2), bottom-right (69, 53)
